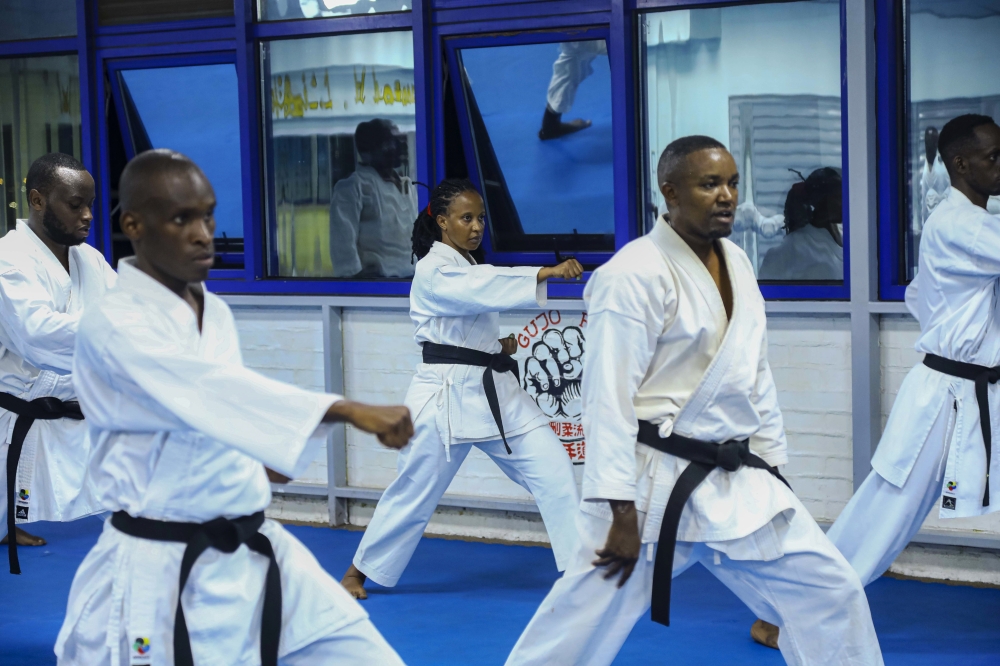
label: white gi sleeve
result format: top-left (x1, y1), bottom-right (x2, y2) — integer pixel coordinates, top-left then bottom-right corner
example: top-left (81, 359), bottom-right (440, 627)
top-left (83, 311), bottom-right (340, 478)
top-left (329, 176), bottom-right (364, 277)
top-left (580, 261), bottom-right (668, 504)
top-left (425, 264), bottom-right (546, 316)
top-left (946, 205), bottom-right (1000, 278)
top-left (748, 327), bottom-right (788, 467)
top-left (0, 268), bottom-right (80, 373)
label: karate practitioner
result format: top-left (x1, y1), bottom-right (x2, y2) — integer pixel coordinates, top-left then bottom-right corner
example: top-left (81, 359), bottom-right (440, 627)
top-left (919, 126), bottom-right (952, 233)
top-left (56, 149), bottom-right (412, 666)
top-left (757, 167), bottom-right (843, 281)
top-left (341, 178), bottom-right (583, 599)
top-left (539, 41), bottom-right (607, 141)
top-left (0, 153), bottom-right (116, 572)
top-left (330, 118), bottom-right (418, 278)
top-left (751, 114), bottom-right (1000, 651)
top-left (505, 136), bottom-right (882, 666)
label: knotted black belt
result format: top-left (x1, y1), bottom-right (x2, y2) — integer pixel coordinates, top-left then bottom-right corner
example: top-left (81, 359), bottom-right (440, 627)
top-left (422, 341), bottom-right (520, 454)
top-left (637, 420), bottom-right (790, 626)
top-left (111, 510), bottom-right (281, 666)
top-left (0, 392), bottom-right (84, 574)
top-left (923, 353), bottom-right (1000, 507)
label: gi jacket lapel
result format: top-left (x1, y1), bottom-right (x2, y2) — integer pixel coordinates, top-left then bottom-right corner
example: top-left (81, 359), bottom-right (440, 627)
top-left (648, 218), bottom-right (749, 437)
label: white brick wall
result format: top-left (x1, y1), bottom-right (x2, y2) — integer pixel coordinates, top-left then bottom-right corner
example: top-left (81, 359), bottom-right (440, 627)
top-left (231, 305), bottom-right (328, 486)
top-left (767, 316), bottom-right (853, 523)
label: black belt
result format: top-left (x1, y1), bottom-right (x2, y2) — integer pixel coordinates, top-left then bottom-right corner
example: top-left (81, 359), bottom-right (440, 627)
top-left (923, 353), bottom-right (1000, 507)
top-left (0, 392), bottom-right (84, 574)
top-left (637, 420), bottom-right (790, 627)
top-left (422, 341), bottom-right (520, 454)
top-left (111, 511), bottom-right (281, 666)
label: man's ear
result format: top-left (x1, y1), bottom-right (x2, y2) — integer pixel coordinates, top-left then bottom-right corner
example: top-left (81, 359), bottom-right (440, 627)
top-left (28, 189), bottom-right (46, 212)
top-left (660, 181), bottom-right (679, 209)
top-left (951, 153), bottom-right (969, 177)
top-left (120, 210), bottom-right (141, 242)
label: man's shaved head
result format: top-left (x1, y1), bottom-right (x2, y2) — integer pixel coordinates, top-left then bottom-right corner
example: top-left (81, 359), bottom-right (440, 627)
top-left (657, 135), bottom-right (728, 186)
top-left (119, 149), bottom-right (204, 217)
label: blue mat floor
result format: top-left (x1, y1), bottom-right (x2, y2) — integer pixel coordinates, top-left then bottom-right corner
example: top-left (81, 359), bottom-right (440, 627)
top-left (3, 518), bottom-right (1000, 665)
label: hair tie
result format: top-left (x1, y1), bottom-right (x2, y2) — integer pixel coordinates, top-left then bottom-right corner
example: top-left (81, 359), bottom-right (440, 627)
top-left (425, 203), bottom-right (432, 217)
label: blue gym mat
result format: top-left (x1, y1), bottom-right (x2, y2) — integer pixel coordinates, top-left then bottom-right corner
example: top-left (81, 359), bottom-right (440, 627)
top-left (2, 518), bottom-right (999, 665)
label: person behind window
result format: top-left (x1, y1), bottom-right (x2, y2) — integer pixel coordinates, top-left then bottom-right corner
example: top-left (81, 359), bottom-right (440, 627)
top-left (329, 118), bottom-right (417, 278)
top-left (757, 167), bottom-right (843, 281)
top-left (538, 41), bottom-right (607, 141)
top-left (919, 126), bottom-right (952, 234)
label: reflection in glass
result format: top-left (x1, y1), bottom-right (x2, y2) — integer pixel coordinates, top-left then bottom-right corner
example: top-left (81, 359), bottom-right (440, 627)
top-left (456, 40), bottom-right (615, 253)
top-left (0, 55), bottom-right (81, 236)
top-left (258, 0), bottom-right (410, 21)
top-left (262, 32), bottom-right (417, 278)
top-left (903, 0), bottom-right (1000, 281)
top-left (641, 1), bottom-right (843, 282)
top-left (0, 0), bottom-right (77, 42)
top-left (116, 64), bottom-right (244, 268)
top-left (98, 0), bottom-right (233, 26)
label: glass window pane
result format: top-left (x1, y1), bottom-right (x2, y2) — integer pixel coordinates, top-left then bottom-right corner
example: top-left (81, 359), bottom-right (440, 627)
top-left (641, 2), bottom-right (844, 284)
top-left (0, 0), bottom-right (77, 41)
top-left (98, 0), bottom-right (233, 26)
top-left (117, 64), bottom-right (244, 268)
top-left (258, 0), bottom-right (411, 21)
top-left (903, 0), bottom-right (1000, 281)
top-left (0, 55), bottom-right (81, 236)
top-left (262, 31), bottom-right (417, 278)
top-left (455, 40), bottom-right (615, 254)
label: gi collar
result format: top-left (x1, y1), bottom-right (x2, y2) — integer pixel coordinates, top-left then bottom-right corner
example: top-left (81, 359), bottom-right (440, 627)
top-left (430, 240), bottom-right (478, 265)
top-left (116, 257), bottom-right (206, 333)
top-left (16, 219), bottom-right (73, 281)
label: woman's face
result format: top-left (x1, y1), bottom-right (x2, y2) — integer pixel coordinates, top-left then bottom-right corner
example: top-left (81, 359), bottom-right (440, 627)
top-left (437, 190), bottom-right (485, 254)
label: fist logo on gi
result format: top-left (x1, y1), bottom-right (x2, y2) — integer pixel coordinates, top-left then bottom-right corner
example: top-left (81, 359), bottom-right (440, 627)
top-left (523, 327), bottom-right (584, 420)
top-left (17, 488), bottom-right (28, 502)
top-left (133, 637), bottom-right (150, 656)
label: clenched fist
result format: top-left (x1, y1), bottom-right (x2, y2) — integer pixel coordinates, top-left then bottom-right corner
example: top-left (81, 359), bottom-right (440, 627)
top-left (538, 259), bottom-right (584, 282)
top-left (325, 400), bottom-right (414, 449)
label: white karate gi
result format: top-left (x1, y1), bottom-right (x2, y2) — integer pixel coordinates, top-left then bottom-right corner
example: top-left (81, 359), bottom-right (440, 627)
top-left (352, 241), bottom-right (580, 586)
top-left (757, 224), bottom-right (844, 281)
top-left (55, 258), bottom-right (402, 666)
top-left (506, 219), bottom-right (881, 666)
top-left (0, 220), bottom-right (116, 533)
top-left (828, 187), bottom-right (1000, 586)
top-left (329, 165), bottom-right (418, 278)
top-left (546, 41), bottom-right (607, 115)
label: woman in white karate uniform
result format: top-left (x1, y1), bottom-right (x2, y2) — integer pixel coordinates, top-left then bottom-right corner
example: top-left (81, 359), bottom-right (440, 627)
top-left (342, 179), bottom-right (583, 598)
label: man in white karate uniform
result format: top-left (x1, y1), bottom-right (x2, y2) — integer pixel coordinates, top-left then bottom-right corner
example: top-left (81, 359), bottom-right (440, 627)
top-left (505, 136), bottom-right (882, 666)
top-left (538, 40), bottom-right (607, 141)
top-left (0, 153), bottom-right (116, 572)
top-left (752, 114), bottom-right (1000, 651)
top-left (55, 149), bottom-right (413, 666)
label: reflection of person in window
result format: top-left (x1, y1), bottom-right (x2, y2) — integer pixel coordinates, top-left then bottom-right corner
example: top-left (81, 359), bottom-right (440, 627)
top-left (919, 126), bottom-right (951, 233)
top-left (757, 167), bottom-right (843, 281)
top-left (539, 41), bottom-right (608, 141)
top-left (329, 119), bottom-right (418, 278)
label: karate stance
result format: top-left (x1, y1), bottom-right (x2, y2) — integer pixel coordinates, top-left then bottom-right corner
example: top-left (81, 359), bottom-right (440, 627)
top-left (56, 150), bottom-right (412, 665)
top-left (752, 115), bottom-right (1000, 648)
top-left (505, 136), bottom-right (882, 666)
top-left (342, 179), bottom-right (583, 599)
top-left (0, 153), bottom-right (116, 571)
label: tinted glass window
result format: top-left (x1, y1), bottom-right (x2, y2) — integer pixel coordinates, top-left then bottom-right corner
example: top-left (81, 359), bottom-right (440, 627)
top-left (258, 0), bottom-right (411, 21)
top-left (0, 0), bottom-right (77, 41)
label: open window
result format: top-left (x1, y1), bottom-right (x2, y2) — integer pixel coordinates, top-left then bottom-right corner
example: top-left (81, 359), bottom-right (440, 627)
top-left (107, 55), bottom-right (245, 270)
top-left (445, 30), bottom-right (616, 267)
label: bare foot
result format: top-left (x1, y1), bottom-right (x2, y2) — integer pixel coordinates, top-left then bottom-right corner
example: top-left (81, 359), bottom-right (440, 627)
top-left (341, 564), bottom-right (368, 600)
top-left (0, 527), bottom-right (47, 546)
top-left (751, 619), bottom-right (780, 650)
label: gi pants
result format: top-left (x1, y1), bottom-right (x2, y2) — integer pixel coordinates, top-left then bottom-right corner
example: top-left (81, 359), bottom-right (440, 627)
top-left (56, 519), bottom-right (403, 666)
top-left (505, 490), bottom-right (883, 666)
top-left (546, 41), bottom-right (607, 114)
top-left (354, 402), bottom-right (580, 587)
top-left (827, 400), bottom-right (953, 586)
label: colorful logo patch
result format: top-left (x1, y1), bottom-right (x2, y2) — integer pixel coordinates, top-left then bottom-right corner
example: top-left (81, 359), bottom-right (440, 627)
top-left (133, 638), bottom-right (150, 655)
top-left (17, 489), bottom-right (28, 501)
top-left (947, 481), bottom-right (958, 492)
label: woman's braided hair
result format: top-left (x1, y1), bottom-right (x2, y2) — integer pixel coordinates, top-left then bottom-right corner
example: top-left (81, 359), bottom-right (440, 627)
top-left (411, 178), bottom-right (478, 260)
